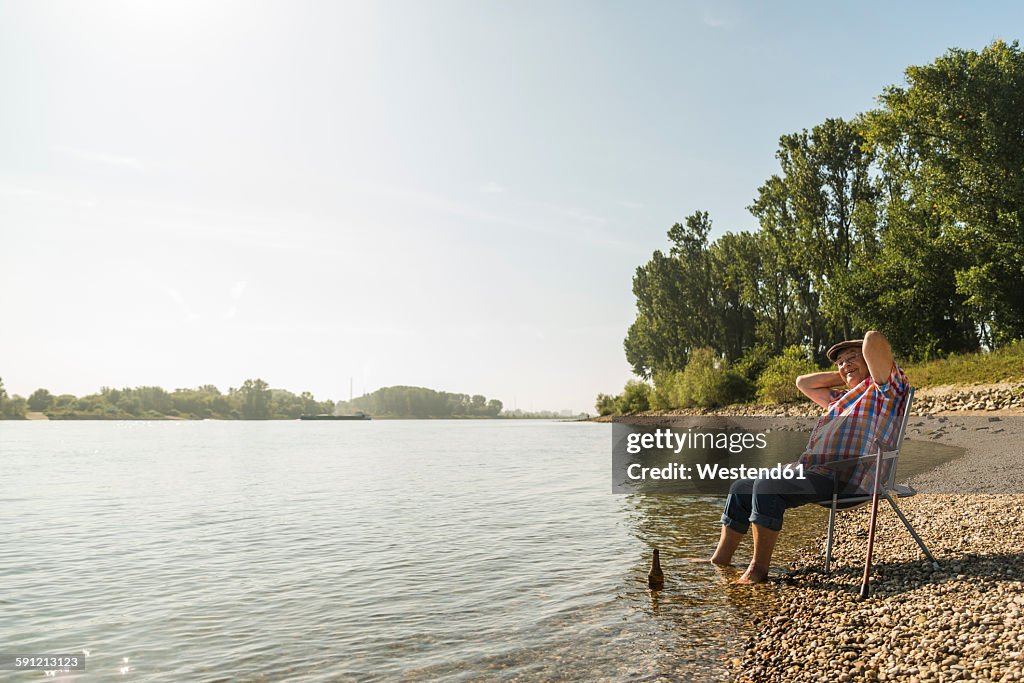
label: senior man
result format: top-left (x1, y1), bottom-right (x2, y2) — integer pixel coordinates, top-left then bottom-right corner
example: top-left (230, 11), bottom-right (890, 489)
top-left (709, 330), bottom-right (910, 583)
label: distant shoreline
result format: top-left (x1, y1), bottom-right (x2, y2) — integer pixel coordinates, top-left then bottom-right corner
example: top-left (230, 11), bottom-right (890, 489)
top-left (0, 382), bottom-right (575, 421)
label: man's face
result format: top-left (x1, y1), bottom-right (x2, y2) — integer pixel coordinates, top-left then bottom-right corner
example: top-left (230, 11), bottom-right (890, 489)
top-left (835, 348), bottom-right (868, 388)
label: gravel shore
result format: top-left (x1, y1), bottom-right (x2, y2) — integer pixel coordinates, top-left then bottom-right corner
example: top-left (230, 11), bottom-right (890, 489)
top-left (731, 412), bottom-right (1024, 683)
top-left (603, 382), bottom-right (1024, 680)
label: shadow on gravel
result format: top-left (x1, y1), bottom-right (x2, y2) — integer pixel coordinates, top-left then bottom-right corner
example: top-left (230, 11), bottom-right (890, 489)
top-left (776, 550), bottom-right (1024, 596)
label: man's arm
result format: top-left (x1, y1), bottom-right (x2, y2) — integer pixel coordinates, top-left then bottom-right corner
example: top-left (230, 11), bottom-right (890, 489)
top-left (796, 371), bottom-right (843, 409)
top-left (863, 330), bottom-right (895, 385)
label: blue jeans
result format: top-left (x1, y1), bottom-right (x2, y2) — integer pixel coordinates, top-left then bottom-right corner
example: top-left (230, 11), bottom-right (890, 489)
top-left (721, 473), bottom-right (862, 533)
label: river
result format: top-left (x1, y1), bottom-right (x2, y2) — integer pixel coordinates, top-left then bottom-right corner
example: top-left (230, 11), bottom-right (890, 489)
top-left (2, 419), bottom-right (863, 681)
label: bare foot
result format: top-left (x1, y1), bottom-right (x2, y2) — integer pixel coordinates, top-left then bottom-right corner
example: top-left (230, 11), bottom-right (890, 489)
top-left (734, 566), bottom-right (769, 584)
top-left (709, 553), bottom-right (733, 567)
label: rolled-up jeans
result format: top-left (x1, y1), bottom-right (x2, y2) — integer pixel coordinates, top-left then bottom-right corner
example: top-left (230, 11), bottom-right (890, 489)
top-left (721, 472), bottom-right (863, 533)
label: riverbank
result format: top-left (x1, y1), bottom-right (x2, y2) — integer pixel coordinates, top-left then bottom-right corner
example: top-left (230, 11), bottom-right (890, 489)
top-left (594, 381), bottom-right (1024, 421)
top-left (732, 495), bottom-right (1024, 682)
top-left (730, 412), bottom-right (1024, 682)
top-left (600, 382), bottom-right (1024, 680)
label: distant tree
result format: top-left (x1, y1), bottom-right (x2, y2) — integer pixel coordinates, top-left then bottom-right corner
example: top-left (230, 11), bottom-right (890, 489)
top-left (130, 386), bottom-right (172, 413)
top-left (1, 395), bottom-right (27, 419)
top-left (346, 386), bottom-right (504, 418)
top-left (595, 393), bottom-right (618, 416)
top-left (486, 398), bottom-right (503, 417)
top-left (53, 394), bottom-right (76, 409)
top-left (236, 378), bottom-right (272, 419)
top-left (27, 388), bottom-right (54, 412)
top-left (299, 391), bottom-right (319, 415)
top-left (120, 396), bottom-right (143, 416)
top-left (100, 387), bottom-right (122, 405)
top-left (0, 378), bottom-right (25, 419)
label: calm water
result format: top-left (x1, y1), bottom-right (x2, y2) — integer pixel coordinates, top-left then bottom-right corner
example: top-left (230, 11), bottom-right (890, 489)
top-left (1, 420), bottom-right (831, 682)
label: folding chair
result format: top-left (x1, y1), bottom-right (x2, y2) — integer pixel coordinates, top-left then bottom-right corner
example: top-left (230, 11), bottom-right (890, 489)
top-left (813, 388), bottom-right (939, 598)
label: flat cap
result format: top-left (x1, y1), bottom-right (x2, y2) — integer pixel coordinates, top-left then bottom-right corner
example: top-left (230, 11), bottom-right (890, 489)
top-left (826, 339), bottom-right (864, 363)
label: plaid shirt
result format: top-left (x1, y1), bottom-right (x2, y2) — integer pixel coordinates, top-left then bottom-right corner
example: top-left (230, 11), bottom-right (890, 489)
top-left (798, 363), bottom-right (910, 493)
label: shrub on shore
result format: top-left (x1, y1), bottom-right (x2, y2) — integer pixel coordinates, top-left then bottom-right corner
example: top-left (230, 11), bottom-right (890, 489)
top-left (596, 380), bottom-right (653, 415)
top-left (597, 339), bottom-right (1024, 414)
top-left (756, 346), bottom-right (820, 403)
top-left (652, 348), bottom-right (752, 409)
top-left (598, 345), bottom-right (826, 414)
top-left (618, 380), bottom-right (651, 413)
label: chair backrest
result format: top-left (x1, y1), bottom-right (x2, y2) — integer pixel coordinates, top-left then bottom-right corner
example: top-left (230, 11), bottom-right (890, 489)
top-left (882, 387), bottom-right (915, 490)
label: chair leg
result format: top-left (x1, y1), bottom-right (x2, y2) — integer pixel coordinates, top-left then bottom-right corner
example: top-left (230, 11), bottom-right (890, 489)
top-left (884, 492), bottom-right (939, 568)
top-left (825, 495), bottom-right (837, 575)
top-left (860, 448), bottom-right (886, 599)
top-left (861, 490), bottom-right (881, 599)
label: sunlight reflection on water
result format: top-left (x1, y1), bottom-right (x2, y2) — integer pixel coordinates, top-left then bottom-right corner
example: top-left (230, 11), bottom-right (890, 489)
top-left (0, 419), bottom-right (915, 681)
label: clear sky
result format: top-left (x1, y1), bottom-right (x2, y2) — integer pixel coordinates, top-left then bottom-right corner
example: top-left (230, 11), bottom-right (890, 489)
top-left (1, 1), bottom-right (1020, 413)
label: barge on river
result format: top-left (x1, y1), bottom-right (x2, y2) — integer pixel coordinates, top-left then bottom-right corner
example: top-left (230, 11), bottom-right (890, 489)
top-left (299, 412), bottom-right (371, 420)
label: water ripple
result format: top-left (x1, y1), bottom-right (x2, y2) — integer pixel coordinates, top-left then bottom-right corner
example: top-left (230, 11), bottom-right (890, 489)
top-left (0, 420), bottom-right (822, 681)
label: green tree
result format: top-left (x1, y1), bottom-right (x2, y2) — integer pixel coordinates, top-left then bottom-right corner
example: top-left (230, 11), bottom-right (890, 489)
top-left (27, 388), bottom-right (54, 412)
top-left (0, 378), bottom-right (26, 419)
top-left (486, 399), bottom-right (503, 417)
top-left (750, 117), bottom-right (879, 358)
top-left (617, 380), bottom-right (651, 414)
top-left (120, 396), bottom-right (143, 416)
top-left (625, 250), bottom-right (691, 378)
top-left (299, 391), bottom-right (319, 415)
top-left (625, 211), bottom-right (721, 378)
top-left (745, 231), bottom-right (795, 354)
top-left (866, 40), bottom-right (1024, 346)
top-left (595, 393), bottom-right (618, 416)
top-left (236, 378), bottom-right (272, 419)
top-left (346, 385), bottom-right (502, 418)
top-left (709, 231), bottom-right (759, 360)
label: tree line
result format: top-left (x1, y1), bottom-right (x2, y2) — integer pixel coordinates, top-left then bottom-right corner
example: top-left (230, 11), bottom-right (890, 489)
top-left (606, 41), bottom-right (1024, 414)
top-left (0, 378), bottom-right (336, 420)
top-left (0, 378), bottom-right (508, 420)
top-left (336, 385), bottom-right (503, 418)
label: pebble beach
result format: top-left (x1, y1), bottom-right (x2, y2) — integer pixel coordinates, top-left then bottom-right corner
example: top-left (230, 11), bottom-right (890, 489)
top-left (729, 384), bottom-right (1024, 682)
top-left (733, 492), bottom-right (1024, 682)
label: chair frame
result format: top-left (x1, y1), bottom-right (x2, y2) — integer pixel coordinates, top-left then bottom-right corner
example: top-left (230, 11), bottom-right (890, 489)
top-left (813, 387), bottom-right (939, 598)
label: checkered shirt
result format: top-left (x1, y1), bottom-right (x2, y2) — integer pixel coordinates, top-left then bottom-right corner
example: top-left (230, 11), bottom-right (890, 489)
top-left (798, 363), bottom-right (910, 493)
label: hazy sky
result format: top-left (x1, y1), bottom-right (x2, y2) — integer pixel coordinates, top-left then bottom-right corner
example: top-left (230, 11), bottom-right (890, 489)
top-left (1, 1), bottom-right (1020, 412)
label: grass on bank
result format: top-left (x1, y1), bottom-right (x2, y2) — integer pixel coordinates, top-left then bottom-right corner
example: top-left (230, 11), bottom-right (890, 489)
top-left (903, 340), bottom-right (1024, 387)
